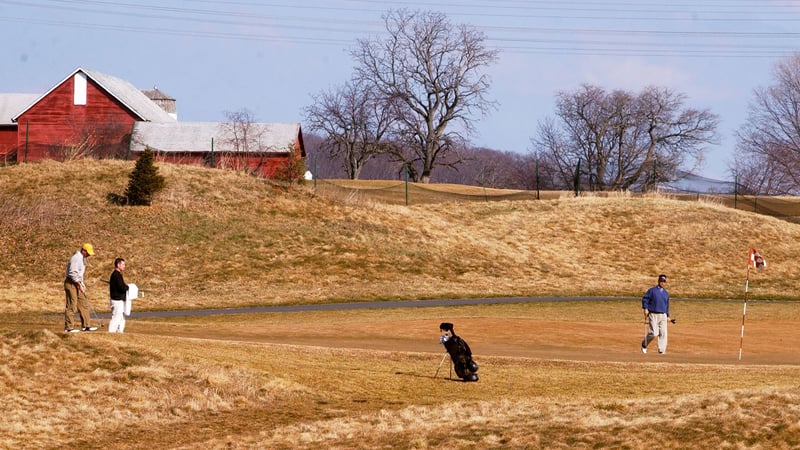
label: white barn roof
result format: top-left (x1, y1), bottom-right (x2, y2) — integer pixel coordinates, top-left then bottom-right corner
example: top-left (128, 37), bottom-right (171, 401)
top-left (131, 122), bottom-right (301, 153)
top-left (0, 94), bottom-right (39, 125)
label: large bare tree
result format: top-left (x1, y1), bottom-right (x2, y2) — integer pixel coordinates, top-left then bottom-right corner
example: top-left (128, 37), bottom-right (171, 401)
top-left (304, 80), bottom-right (394, 180)
top-left (352, 9), bottom-right (499, 183)
top-left (735, 54), bottom-right (800, 195)
top-left (533, 84), bottom-right (718, 191)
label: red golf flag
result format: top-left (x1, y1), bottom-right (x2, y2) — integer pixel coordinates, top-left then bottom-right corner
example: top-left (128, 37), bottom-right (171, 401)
top-left (749, 248), bottom-right (766, 270)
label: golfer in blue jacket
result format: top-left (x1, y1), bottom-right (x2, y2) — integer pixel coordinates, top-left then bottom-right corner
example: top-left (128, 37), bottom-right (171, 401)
top-left (641, 274), bottom-right (672, 354)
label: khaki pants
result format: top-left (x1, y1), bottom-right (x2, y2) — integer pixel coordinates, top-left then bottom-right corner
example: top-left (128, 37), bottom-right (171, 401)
top-left (642, 312), bottom-right (669, 353)
top-left (64, 278), bottom-right (93, 330)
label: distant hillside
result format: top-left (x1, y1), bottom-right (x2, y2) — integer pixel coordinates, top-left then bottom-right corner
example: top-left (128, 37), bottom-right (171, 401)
top-left (1, 159), bottom-right (798, 314)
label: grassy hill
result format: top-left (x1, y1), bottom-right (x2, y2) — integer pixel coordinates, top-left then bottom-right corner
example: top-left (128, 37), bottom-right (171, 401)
top-left (1, 159), bottom-right (798, 314)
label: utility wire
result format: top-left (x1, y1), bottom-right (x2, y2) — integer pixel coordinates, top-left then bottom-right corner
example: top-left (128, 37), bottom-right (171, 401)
top-left (0, 0), bottom-right (798, 58)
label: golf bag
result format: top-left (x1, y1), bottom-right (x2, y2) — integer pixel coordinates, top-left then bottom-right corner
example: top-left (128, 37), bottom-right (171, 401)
top-left (439, 322), bottom-right (479, 382)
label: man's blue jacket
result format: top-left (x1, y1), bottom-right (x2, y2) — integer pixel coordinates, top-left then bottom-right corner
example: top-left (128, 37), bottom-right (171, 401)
top-left (642, 285), bottom-right (670, 316)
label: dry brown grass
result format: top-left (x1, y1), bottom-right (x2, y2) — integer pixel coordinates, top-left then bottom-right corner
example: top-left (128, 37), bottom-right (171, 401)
top-left (1, 160), bottom-right (798, 316)
top-left (4, 301), bottom-right (800, 449)
top-left (3, 160), bottom-right (800, 449)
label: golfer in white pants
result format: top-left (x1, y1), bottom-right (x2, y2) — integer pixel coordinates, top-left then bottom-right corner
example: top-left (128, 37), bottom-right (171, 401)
top-left (641, 274), bottom-right (671, 354)
top-left (108, 258), bottom-right (128, 333)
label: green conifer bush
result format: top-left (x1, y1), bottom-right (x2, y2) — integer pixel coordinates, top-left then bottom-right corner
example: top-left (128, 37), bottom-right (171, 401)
top-left (124, 147), bottom-right (166, 206)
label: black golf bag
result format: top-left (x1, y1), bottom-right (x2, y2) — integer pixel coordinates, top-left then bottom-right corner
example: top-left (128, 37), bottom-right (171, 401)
top-left (439, 322), bottom-right (479, 382)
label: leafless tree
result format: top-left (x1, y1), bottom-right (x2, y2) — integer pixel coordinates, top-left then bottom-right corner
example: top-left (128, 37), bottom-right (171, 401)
top-left (532, 84), bottom-right (718, 191)
top-left (432, 147), bottom-right (543, 189)
top-left (352, 9), bottom-right (499, 183)
top-left (58, 118), bottom-right (129, 161)
top-left (305, 127), bottom-right (566, 189)
top-left (735, 54), bottom-right (800, 195)
top-left (219, 109), bottom-right (267, 173)
top-left (304, 80), bottom-right (394, 179)
top-left (731, 147), bottom-right (794, 195)
top-left (521, 149), bottom-right (567, 191)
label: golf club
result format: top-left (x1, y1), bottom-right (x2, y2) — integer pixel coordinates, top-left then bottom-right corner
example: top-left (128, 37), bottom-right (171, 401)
top-left (85, 293), bottom-right (104, 328)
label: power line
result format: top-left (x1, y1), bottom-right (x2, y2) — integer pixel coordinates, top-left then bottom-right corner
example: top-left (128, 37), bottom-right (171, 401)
top-left (1, 0), bottom-right (799, 58)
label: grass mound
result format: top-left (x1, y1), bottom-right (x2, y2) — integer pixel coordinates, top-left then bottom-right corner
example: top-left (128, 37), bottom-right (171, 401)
top-left (2, 159), bottom-right (797, 315)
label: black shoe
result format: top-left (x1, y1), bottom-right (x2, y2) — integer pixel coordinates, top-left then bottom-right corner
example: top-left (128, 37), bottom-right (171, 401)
top-left (82, 327), bottom-right (98, 332)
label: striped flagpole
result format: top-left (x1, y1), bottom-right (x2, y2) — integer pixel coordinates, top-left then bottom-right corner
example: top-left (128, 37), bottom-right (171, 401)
top-left (739, 264), bottom-right (750, 361)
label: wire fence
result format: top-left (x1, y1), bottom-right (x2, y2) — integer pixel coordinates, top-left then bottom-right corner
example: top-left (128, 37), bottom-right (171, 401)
top-left (309, 179), bottom-right (800, 223)
top-left (676, 193), bottom-right (800, 223)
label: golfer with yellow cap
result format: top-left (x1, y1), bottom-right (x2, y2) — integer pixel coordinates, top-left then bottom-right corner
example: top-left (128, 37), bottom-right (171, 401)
top-left (63, 243), bottom-right (99, 332)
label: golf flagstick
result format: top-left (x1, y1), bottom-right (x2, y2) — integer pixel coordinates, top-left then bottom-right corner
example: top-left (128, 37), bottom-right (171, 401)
top-left (740, 248), bottom-right (767, 361)
top-left (738, 264), bottom-right (749, 361)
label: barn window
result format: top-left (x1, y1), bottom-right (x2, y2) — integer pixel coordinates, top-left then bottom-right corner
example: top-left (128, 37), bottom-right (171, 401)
top-left (74, 72), bottom-right (87, 105)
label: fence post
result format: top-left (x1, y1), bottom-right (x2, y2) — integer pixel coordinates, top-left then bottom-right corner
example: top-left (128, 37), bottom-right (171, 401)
top-left (480, 167), bottom-right (488, 202)
top-left (404, 163), bottom-right (409, 206)
top-left (24, 121), bottom-right (29, 163)
top-left (210, 137), bottom-right (215, 168)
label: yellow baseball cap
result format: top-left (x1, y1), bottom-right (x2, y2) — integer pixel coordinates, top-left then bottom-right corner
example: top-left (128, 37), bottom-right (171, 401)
top-left (82, 243), bottom-right (95, 256)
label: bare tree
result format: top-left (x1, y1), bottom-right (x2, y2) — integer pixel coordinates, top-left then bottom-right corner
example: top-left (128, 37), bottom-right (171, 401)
top-left (735, 54), bottom-right (800, 195)
top-left (304, 80), bottom-right (394, 179)
top-left (219, 109), bottom-right (266, 173)
top-left (57, 118), bottom-right (129, 161)
top-left (731, 147), bottom-right (794, 195)
top-left (352, 9), bottom-right (499, 183)
top-left (533, 84), bottom-right (718, 191)
top-left (304, 128), bottom-right (564, 189)
top-left (519, 150), bottom-right (566, 191)
top-left (433, 147), bottom-right (534, 189)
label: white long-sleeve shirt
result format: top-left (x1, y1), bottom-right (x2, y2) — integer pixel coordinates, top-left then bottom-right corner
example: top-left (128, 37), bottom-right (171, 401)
top-left (65, 251), bottom-right (86, 284)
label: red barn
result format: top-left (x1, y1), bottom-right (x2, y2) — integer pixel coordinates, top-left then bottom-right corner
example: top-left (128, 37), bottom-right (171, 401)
top-left (7, 68), bottom-right (175, 162)
top-left (0, 94), bottom-right (39, 163)
top-left (0, 67), bottom-right (304, 177)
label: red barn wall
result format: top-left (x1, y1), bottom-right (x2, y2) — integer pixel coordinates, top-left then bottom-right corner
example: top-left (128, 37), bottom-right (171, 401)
top-left (15, 76), bottom-right (137, 162)
top-left (0, 126), bottom-right (17, 162)
top-left (252, 155), bottom-right (292, 178)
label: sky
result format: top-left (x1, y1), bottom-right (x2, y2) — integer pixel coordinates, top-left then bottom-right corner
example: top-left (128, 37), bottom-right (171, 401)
top-left (2, 0), bottom-right (799, 180)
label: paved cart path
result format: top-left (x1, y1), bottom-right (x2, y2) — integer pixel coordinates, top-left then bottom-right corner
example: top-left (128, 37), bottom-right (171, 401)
top-left (123, 295), bottom-right (734, 318)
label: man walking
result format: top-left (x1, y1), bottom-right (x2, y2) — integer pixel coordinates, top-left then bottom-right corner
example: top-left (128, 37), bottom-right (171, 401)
top-left (641, 274), bottom-right (673, 354)
top-left (64, 243), bottom-right (98, 332)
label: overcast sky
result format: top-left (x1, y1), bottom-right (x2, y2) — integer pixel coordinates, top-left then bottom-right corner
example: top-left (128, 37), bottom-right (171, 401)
top-left (2, 0), bottom-right (799, 179)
